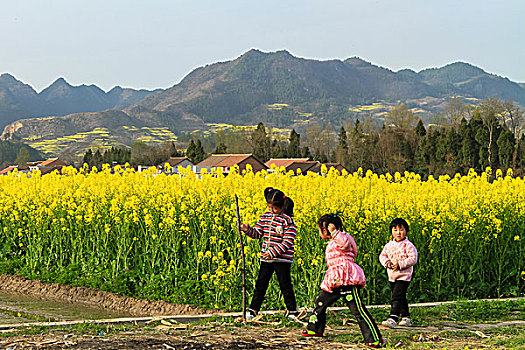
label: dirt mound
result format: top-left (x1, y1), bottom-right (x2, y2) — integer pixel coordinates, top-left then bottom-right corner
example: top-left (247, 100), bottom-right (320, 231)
top-left (0, 274), bottom-right (211, 316)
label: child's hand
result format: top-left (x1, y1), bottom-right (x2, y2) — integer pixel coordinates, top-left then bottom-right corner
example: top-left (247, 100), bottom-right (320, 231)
top-left (240, 223), bottom-right (249, 232)
top-left (327, 223), bottom-right (337, 234)
top-left (392, 263), bottom-right (400, 271)
top-left (261, 251), bottom-right (272, 259)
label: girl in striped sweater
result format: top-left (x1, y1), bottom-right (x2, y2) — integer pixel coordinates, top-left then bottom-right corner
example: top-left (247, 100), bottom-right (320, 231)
top-left (302, 213), bottom-right (386, 348)
top-left (240, 187), bottom-right (298, 320)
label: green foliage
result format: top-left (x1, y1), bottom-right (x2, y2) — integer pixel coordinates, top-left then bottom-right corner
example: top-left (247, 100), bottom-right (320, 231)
top-left (0, 140), bottom-right (41, 168)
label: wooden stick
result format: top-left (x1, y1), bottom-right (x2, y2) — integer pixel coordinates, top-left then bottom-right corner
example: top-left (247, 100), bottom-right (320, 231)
top-left (235, 194), bottom-right (247, 320)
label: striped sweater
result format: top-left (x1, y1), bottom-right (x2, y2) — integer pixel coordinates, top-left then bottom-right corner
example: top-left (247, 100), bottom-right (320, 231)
top-left (245, 211), bottom-right (296, 263)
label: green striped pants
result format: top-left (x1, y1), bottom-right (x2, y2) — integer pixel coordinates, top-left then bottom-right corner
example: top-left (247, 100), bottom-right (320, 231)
top-left (307, 285), bottom-right (381, 343)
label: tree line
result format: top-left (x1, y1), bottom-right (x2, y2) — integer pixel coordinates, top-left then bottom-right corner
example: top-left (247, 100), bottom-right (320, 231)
top-left (81, 97), bottom-right (525, 177)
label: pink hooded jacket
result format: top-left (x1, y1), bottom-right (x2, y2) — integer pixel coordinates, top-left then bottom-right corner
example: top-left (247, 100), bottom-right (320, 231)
top-left (321, 230), bottom-right (366, 293)
top-left (379, 238), bottom-right (418, 282)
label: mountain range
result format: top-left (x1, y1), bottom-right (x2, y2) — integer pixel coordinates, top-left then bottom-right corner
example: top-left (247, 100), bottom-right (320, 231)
top-left (2, 49), bottom-right (524, 156)
top-left (0, 73), bottom-right (161, 128)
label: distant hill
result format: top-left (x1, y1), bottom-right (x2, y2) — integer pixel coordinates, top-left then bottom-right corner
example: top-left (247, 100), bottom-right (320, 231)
top-left (0, 139), bottom-right (42, 169)
top-left (2, 49), bottom-right (525, 156)
top-left (0, 73), bottom-right (161, 128)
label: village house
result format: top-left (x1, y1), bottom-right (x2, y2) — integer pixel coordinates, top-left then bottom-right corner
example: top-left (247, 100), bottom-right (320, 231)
top-left (158, 157), bottom-right (195, 173)
top-left (196, 154), bottom-right (267, 174)
top-left (265, 158), bottom-right (348, 175)
top-left (265, 158), bottom-right (317, 173)
top-left (0, 158), bottom-right (68, 175)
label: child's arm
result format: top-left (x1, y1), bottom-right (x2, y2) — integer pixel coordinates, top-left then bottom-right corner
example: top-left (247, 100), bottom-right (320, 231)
top-left (379, 244), bottom-right (392, 268)
top-left (242, 216), bottom-right (265, 239)
top-left (399, 242), bottom-right (418, 270)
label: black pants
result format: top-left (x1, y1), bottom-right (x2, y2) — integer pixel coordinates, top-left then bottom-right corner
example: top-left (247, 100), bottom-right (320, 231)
top-left (249, 261), bottom-right (297, 312)
top-left (389, 280), bottom-right (410, 321)
top-left (307, 285), bottom-right (382, 343)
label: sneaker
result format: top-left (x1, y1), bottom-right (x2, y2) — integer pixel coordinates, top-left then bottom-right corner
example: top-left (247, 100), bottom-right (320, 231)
top-left (287, 310), bottom-right (299, 321)
top-left (398, 317), bottom-right (411, 326)
top-left (365, 338), bottom-right (387, 348)
top-left (245, 309), bottom-right (257, 320)
top-left (381, 317), bottom-right (398, 328)
top-left (301, 329), bottom-right (323, 337)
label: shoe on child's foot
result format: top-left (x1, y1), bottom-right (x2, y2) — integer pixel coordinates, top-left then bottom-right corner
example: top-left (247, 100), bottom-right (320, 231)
top-left (301, 329), bottom-right (323, 337)
top-left (245, 309), bottom-right (257, 320)
top-left (365, 338), bottom-right (388, 348)
top-left (382, 317), bottom-right (398, 328)
top-left (398, 317), bottom-right (411, 326)
top-left (287, 310), bottom-right (299, 321)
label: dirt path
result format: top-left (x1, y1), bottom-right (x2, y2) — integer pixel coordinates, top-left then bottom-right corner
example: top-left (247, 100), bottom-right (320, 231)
top-left (1, 275), bottom-right (523, 349)
top-left (0, 274), bottom-right (211, 316)
top-left (0, 321), bottom-right (515, 350)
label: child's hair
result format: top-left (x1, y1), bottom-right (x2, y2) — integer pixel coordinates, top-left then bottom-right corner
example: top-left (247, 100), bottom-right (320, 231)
top-left (264, 187), bottom-right (294, 217)
top-left (317, 213), bottom-right (343, 232)
top-left (389, 218), bottom-right (409, 233)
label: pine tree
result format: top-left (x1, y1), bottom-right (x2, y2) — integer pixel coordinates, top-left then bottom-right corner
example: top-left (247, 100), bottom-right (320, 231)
top-left (337, 126), bottom-right (348, 149)
top-left (458, 118), bottom-right (478, 172)
top-left (415, 120), bottom-right (427, 137)
top-left (354, 119), bottom-right (363, 134)
top-left (287, 129), bottom-right (301, 157)
top-left (497, 128), bottom-right (515, 169)
top-left (186, 140), bottom-right (197, 163)
top-left (517, 135), bottom-right (525, 170)
top-left (93, 150), bottom-right (103, 168)
top-left (251, 122), bottom-right (271, 162)
top-left (335, 126), bottom-right (349, 167)
top-left (194, 139), bottom-right (206, 163)
top-left (83, 149), bottom-right (93, 166)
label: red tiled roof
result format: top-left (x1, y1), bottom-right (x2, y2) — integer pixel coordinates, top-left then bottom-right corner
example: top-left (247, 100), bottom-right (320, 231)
top-left (265, 158), bottom-right (309, 168)
top-left (196, 154), bottom-right (230, 167)
top-left (215, 155), bottom-right (256, 167)
top-left (0, 166), bottom-right (17, 175)
top-left (197, 154), bottom-right (253, 167)
top-left (39, 158), bottom-right (59, 167)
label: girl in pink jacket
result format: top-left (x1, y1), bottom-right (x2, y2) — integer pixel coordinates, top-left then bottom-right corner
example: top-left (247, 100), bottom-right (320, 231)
top-left (302, 214), bottom-right (385, 348)
top-left (379, 218), bottom-right (418, 328)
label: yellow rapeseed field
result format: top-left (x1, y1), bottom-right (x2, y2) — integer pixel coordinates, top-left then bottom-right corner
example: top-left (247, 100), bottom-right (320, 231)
top-left (0, 165), bottom-right (523, 309)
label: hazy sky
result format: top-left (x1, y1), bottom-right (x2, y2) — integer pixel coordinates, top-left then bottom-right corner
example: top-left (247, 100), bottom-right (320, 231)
top-left (1, 0), bottom-right (524, 92)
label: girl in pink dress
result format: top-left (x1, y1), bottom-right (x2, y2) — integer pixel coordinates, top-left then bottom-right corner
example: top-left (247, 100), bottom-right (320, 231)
top-left (302, 213), bottom-right (385, 348)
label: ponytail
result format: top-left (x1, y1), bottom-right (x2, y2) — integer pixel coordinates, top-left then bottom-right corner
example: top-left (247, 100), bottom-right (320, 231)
top-left (282, 197), bottom-right (294, 217)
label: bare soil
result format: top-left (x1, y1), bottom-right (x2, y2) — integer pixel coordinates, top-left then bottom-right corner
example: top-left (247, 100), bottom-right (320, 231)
top-left (0, 323), bottom-right (509, 350)
top-left (0, 274), bottom-right (210, 316)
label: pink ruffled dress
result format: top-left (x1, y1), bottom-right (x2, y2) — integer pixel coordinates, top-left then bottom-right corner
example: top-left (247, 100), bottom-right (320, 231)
top-left (320, 230), bottom-right (366, 293)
